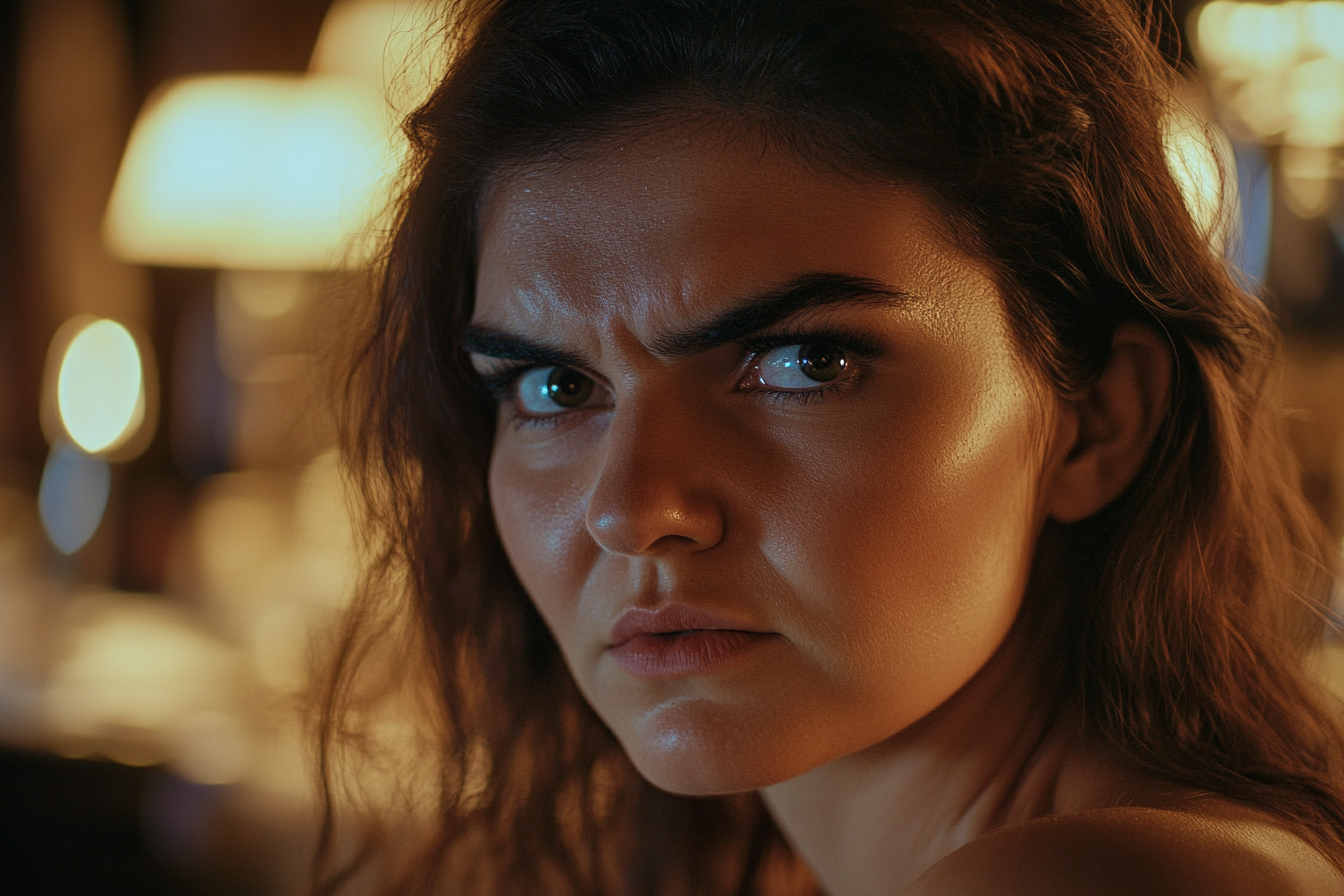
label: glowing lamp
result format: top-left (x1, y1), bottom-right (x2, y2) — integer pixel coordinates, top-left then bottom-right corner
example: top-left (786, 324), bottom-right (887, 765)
top-left (36, 316), bottom-right (155, 554)
top-left (104, 73), bottom-right (398, 271)
top-left (57, 319), bottom-right (146, 455)
top-left (309, 0), bottom-right (448, 121)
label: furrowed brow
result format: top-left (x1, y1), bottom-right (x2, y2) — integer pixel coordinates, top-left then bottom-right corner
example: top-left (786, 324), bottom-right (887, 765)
top-left (650, 273), bottom-right (910, 358)
top-left (461, 274), bottom-right (907, 367)
top-left (460, 328), bottom-right (590, 369)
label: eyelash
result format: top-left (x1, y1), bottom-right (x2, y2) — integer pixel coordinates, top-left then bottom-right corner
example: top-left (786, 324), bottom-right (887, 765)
top-left (478, 327), bottom-right (878, 426)
top-left (476, 369), bottom-right (572, 430)
top-left (477, 369), bottom-right (531, 402)
top-left (739, 327), bottom-right (876, 403)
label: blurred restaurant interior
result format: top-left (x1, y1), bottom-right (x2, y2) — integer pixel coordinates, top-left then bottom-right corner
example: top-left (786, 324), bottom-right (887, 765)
top-left (0, 0), bottom-right (1343, 893)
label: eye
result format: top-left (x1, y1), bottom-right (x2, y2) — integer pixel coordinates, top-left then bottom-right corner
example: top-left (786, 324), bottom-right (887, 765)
top-left (751, 343), bottom-right (850, 389)
top-left (515, 366), bottom-right (601, 414)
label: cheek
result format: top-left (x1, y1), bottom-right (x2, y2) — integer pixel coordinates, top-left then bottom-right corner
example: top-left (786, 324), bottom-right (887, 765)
top-left (487, 430), bottom-right (597, 635)
top-left (757, 356), bottom-right (1044, 715)
top-left (483, 338), bottom-right (1051, 795)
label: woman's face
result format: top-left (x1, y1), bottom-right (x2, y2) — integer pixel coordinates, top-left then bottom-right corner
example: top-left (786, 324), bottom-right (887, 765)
top-left (471, 125), bottom-right (1061, 795)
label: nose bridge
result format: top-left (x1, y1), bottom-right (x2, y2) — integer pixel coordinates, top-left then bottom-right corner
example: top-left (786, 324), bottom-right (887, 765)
top-left (585, 385), bottom-right (725, 556)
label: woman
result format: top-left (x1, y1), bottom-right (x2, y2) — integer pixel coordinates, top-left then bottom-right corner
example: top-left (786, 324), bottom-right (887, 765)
top-left (317, 0), bottom-right (1344, 892)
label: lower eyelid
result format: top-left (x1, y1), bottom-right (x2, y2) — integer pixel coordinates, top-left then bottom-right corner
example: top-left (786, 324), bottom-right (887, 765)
top-left (742, 373), bottom-right (861, 410)
top-left (507, 411), bottom-right (565, 430)
top-left (508, 383), bottom-right (614, 425)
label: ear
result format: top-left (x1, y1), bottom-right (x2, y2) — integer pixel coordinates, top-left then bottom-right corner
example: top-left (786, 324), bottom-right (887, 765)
top-left (1044, 321), bottom-right (1173, 523)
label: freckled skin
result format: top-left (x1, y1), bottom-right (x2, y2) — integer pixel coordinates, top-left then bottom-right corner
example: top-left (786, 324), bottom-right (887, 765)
top-left (475, 128), bottom-right (1055, 796)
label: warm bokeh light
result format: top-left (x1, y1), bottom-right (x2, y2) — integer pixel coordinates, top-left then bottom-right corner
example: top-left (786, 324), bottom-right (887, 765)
top-left (1306, 0), bottom-right (1344, 56)
top-left (1193, 1), bottom-right (1344, 223)
top-left (1162, 107), bottom-right (1235, 248)
top-left (1196, 1), bottom-right (1306, 73)
top-left (309, 0), bottom-right (449, 121)
top-left (43, 595), bottom-right (242, 773)
top-left (169, 708), bottom-right (253, 785)
top-left (1194, 1), bottom-right (1344, 142)
top-left (1286, 57), bottom-right (1344, 147)
top-left (56, 318), bottom-right (145, 455)
top-left (104, 73), bottom-right (399, 270)
top-left (224, 270), bottom-right (307, 320)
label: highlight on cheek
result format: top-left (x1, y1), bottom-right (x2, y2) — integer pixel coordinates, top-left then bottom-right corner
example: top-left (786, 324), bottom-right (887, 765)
top-left (320, 0), bottom-right (1344, 889)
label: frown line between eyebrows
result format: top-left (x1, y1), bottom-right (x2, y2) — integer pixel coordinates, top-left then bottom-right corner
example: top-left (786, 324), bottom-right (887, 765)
top-left (460, 272), bottom-right (911, 366)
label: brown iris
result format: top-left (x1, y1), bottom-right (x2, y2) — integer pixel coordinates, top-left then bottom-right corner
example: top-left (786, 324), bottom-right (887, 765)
top-left (545, 367), bottom-right (595, 407)
top-left (797, 343), bottom-right (847, 382)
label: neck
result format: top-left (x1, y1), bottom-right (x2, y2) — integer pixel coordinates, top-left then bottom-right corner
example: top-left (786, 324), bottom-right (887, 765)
top-left (760, 591), bottom-right (1078, 896)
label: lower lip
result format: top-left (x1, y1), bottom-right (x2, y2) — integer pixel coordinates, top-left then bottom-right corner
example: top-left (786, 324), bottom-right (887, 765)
top-left (607, 630), bottom-right (776, 679)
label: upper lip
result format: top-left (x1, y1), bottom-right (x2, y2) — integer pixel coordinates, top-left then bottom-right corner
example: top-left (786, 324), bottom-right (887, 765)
top-left (607, 604), bottom-right (770, 648)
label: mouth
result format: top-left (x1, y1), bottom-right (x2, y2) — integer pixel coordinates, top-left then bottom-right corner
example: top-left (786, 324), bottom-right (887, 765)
top-left (606, 605), bottom-right (777, 679)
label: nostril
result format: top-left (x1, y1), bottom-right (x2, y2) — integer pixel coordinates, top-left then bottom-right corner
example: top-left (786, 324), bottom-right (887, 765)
top-left (648, 533), bottom-right (701, 552)
top-left (585, 495), bottom-right (724, 556)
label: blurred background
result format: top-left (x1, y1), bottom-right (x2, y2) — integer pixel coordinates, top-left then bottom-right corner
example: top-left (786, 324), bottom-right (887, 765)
top-left (1, 1), bottom-right (442, 893)
top-left (0, 1), bottom-right (1342, 894)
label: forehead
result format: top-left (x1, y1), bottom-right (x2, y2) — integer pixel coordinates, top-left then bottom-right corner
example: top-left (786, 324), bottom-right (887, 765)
top-left (473, 124), bottom-right (1000, 342)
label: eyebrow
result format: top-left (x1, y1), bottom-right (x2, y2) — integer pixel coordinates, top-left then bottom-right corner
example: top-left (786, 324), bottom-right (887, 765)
top-left (459, 328), bottom-right (589, 369)
top-left (460, 272), bottom-right (909, 365)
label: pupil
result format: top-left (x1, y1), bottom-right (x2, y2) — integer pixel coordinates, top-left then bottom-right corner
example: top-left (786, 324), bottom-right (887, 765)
top-left (798, 343), bottom-right (846, 382)
top-left (545, 367), bottom-right (594, 408)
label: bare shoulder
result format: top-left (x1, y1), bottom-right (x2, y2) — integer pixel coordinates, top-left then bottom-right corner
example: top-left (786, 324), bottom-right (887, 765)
top-left (903, 805), bottom-right (1344, 896)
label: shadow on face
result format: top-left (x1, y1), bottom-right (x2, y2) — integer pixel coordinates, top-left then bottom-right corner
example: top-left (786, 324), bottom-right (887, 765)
top-left (469, 121), bottom-right (1068, 795)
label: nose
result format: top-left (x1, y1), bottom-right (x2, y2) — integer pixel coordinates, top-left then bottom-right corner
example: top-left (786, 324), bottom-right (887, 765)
top-left (585, 397), bottom-right (726, 556)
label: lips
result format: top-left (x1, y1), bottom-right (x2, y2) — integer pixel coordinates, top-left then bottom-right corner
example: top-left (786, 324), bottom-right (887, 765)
top-left (606, 605), bottom-right (776, 679)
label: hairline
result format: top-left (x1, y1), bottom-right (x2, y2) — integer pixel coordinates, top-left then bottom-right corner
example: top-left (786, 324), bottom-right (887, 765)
top-left (478, 97), bottom-right (1005, 267)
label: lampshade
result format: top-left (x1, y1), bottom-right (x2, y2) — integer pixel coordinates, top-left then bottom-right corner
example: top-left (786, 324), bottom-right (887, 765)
top-left (103, 73), bottom-right (399, 270)
top-left (309, 0), bottom-right (448, 120)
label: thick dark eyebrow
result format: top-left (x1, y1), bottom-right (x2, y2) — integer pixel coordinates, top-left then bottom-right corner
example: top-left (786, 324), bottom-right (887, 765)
top-left (460, 272), bottom-right (909, 365)
top-left (650, 272), bottom-right (909, 357)
top-left (459, 329), bottom-right (590, 369)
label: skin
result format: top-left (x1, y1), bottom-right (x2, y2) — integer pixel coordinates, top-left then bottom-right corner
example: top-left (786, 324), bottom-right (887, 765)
top-left (470, 124), bottom-right (1344, 894)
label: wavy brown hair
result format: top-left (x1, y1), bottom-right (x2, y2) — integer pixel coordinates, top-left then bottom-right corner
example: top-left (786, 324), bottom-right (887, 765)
top-left (315, 0), bottom-right (1344, 892)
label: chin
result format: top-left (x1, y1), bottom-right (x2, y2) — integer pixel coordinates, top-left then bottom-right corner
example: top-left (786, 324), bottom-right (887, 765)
top-left (626, 741), bottom-right (791, 796)
top-left (616, 698), bottom-right (822, 796)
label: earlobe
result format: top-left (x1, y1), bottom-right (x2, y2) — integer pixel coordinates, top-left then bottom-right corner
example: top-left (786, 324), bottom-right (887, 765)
top-left (1044, 322), bottom-right (1173, 523)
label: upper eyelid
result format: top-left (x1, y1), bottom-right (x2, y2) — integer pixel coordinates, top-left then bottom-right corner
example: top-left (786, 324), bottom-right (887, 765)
top-left (466, 301), bottom-right (884, 366)
top-left (474, 359), bottom-right (553, 401)
top-left (740, 327), bottom-right (882, 358)
top-left (476, 366), bottom-right (525, 398)
top-left (470, 354), bottom-right (530, 379)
